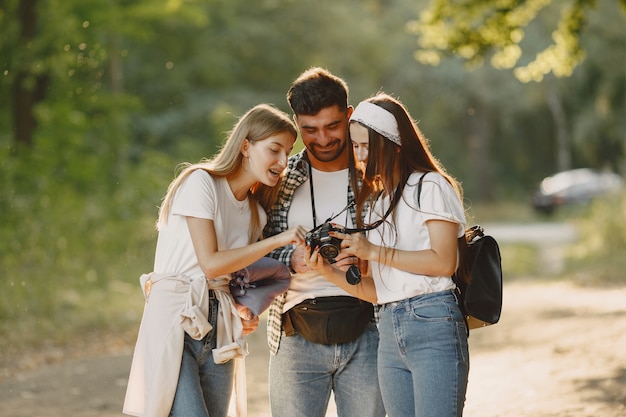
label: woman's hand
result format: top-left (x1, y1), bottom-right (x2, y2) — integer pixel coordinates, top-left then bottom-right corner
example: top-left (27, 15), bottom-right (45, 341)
top-left (237, 304), bottom-right (260, 335)
top-left (305, 245), bottom-right (378, 304)
top-left (331, 231), bottom-right (375, 261)
top-left (305, 246), bottom-right (339, 277)
top-left (276, 225), bottom-right (307, 248)
top-left (242, 315), bottom-right (260, 335)
top-left (331, 251), bottom-right (360, 272)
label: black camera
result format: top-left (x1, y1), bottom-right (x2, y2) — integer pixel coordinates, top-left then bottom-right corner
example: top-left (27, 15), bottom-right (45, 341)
top-left (305, 222), bottom-right (343, 261)
top-left (304, 201), bottom-right (386, 286)
top-left (305, 222), bottom-right (362, 285)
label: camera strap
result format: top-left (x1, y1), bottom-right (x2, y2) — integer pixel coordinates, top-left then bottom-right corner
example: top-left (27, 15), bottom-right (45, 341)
top-left (307, 161), bottom-right (350, 229)
top-left (307, 169), bottom-right (392, 236)
top-left (305, 153), bottom-right (396, 235)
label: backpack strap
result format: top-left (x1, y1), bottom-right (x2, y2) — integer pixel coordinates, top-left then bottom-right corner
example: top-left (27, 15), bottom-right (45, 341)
top-left (416, 171), bottom-right (429, 209)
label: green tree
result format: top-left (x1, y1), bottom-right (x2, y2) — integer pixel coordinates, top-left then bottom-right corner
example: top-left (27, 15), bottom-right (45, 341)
top-left (408, 0), bottom-right (625, 176)
top-left (410, 0), bottom-right (626, 82)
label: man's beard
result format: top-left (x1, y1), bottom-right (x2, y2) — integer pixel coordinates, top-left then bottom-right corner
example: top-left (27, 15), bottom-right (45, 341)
top-left (308, 138), bottom-right (347, 163)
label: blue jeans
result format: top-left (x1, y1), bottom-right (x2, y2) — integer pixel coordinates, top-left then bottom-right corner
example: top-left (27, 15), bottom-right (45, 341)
top-left (269, 321), bottom-right (385, 417)
top-left (377, 291), bottom-right (469, 417)
top-left (170, 292), bottom-right (234, 417)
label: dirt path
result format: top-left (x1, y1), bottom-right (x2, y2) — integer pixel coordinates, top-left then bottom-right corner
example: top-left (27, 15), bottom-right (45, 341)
top-left (1, 279), bottom-right (625, 417)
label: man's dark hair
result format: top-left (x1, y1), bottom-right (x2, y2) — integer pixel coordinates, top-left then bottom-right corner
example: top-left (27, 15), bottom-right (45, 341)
top-left (287, 67), bottom-right (349, 116)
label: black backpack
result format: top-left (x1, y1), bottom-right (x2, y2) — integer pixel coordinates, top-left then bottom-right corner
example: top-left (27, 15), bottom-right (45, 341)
top-left (417, 172), bottom-right (503, 333)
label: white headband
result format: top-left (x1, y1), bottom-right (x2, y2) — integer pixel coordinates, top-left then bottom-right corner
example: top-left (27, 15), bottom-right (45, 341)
top-left (350, 101), bottom-right (401, 146)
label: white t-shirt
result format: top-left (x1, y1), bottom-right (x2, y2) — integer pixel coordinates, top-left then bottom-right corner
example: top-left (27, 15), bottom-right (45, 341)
top-left (153, 169), bottom-right (266, 279)
top-left (367, 171), bottom-right (466, 304)
top-left (283, 167), bottom-right (353, 312)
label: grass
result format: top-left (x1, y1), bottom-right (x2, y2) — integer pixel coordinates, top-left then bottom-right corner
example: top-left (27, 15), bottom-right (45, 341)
top-left (499, 243), bottom-right (541, 280)
top-left (562, 192), bottom-right (626, 287)
top-left (466, 200), bottom-right (539, 224)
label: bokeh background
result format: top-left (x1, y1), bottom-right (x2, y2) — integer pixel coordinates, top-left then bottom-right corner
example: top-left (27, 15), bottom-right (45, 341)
top-left (1, 1), bottom-right (625, 410)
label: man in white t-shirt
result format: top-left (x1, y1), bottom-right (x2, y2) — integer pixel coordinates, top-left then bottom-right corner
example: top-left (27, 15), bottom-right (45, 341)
top-left (264, 68), bottom-right (385, 417)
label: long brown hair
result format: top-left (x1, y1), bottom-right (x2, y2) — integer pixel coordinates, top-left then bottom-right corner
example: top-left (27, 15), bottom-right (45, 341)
top-left (353, 93), bottom-right (470, 283)
top-left (157, 104), bottom-right (296, 243)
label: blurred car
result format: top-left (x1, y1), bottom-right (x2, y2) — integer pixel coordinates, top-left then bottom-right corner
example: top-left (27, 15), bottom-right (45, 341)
top-left (532, 168), bottom-right (624, 214)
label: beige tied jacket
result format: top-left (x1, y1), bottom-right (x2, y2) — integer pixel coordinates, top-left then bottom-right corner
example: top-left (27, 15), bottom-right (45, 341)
top-left (123, 272), bottom-right (248, 417)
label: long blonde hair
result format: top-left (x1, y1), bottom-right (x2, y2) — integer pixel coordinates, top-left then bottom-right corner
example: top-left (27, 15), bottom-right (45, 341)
top-left (157, 104), bottom-right (296, 242)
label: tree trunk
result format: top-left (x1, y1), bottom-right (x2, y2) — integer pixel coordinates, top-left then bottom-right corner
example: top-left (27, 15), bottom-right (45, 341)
top-left (109, 33), bottom-right (123, 94)
top-left (545, 82), bottom-right (571, 172)
top-left (466, 99), bottom-right (493, 201)
top-left (12, 0), bottom-right (48, 148)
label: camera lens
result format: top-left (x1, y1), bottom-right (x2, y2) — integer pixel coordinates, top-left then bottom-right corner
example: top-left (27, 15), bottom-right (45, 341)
top-left (318, 243), bottom-right (340, 259)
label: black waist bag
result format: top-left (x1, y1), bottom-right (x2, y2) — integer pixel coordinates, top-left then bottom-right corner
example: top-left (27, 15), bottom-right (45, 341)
top-left (284, 296), bottom-right (374, 345)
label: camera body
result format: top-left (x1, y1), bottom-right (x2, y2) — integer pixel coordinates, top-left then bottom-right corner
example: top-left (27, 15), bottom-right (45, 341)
top-left (302, 201), bottom-right (385, 286)
top-left (305, 222), bottom-right (343, 261)
top-left (305, 222), bottom-right (361, 285)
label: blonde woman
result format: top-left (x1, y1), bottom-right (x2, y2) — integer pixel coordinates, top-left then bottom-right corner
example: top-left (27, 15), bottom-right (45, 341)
top-left (124, 104), bottom-right (306, 417)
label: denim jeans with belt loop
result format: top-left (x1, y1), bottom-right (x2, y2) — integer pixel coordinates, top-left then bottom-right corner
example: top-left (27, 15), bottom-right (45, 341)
top-left (377, 290), bottom-right (469, 417)
top-left (269, 319), bottom-right (385, 417)
top-left (169, 290), bottom-right (235, 417)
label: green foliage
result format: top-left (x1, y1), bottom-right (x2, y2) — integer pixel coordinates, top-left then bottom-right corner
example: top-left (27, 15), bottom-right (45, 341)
top-left (499, 243), bottom-right (541, 279)
top-left (0, 140), bottom-right (166, 348)
top-left (410, 0), bottom-right (624, 82)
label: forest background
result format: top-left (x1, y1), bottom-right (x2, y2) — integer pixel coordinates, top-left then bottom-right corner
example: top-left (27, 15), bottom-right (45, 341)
top-left (1, 0), bottom-right (625, 356)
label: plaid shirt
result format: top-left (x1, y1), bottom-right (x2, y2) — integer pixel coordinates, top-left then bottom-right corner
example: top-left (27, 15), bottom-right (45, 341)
top-left (263, 150), bottom-right (360, 354)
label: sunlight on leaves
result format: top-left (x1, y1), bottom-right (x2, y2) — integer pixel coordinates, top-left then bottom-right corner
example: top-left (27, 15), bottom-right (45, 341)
top-left (410, 0), bottom-right (599, 82)
top-left (491, 44), bottom-right (522, 69)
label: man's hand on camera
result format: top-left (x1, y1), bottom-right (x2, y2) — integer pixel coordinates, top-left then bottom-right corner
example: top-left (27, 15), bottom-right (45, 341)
top-left (290, 244), bottom-right (311, 274)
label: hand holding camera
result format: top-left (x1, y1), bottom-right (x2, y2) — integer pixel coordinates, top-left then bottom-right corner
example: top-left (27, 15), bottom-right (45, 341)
top-left (305, 222), bottom-right (373, 285)
top-left (303, 200), bottom-right (384, 285)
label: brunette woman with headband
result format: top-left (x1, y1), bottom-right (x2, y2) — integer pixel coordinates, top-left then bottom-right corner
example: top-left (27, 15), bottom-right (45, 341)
top-left (307, 93), bottom-right (469, 417)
